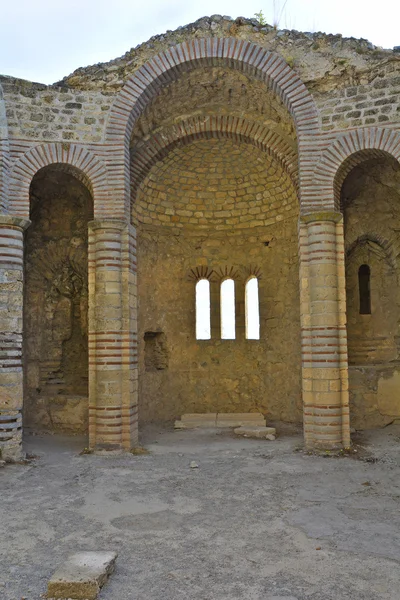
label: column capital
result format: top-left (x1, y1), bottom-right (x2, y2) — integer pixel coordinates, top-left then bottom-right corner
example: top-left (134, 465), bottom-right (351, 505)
top-left (300, 211), bottom-right (342, 225)
top-left (0, 214), bottom-right (31, 230)
top-left (88, 218), bottom-right (128, 232)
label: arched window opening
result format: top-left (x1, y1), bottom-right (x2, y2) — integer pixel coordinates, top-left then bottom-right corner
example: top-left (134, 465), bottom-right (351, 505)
top-left (195, 279), bottom-right (211, 340)
top-left (221, 278), bottom-right (236, 339)
top-left (358, 264), bottom-right (371, 315)
top-left (245, 277), bottom-right (260, 340)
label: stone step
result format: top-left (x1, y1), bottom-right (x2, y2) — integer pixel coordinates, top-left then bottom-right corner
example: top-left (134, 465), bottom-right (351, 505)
top-left (47, 551), bottom-right (117, 600)
top-left (175, 412), bottom-right (266, 429)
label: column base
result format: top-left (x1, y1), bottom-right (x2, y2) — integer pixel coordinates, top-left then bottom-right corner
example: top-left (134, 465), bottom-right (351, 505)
top-left (0, 409), bottom-right (23, 461)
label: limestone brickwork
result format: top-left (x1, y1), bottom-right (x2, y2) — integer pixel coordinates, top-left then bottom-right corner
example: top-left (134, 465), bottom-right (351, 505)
top-left (0, 15), bottom-right (399, 457)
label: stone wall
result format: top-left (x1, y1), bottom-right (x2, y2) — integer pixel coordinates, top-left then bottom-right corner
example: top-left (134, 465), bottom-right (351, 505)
top-left (0, 77), bottom-right (111, 143)
top-left (316, 63), bottom-right (400, 132)
top-left (136, 138), bottom-right (301, 424)
top-left (343, 157), bottom-right (400, 428)
top-left (24, 168), bottom-right (93, 432)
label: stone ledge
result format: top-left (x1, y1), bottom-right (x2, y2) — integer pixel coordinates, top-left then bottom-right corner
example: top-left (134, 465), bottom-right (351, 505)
top-left (175, 412), bottom-right (266, 429)
top-left (47, 551), bottom-right (117, 600)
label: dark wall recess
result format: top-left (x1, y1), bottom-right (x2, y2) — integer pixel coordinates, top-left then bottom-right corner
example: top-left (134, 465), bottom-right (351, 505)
top-left (144, 332), bottom-right (169, 371)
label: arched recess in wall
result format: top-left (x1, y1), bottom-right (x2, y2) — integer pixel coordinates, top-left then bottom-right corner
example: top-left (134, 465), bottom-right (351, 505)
top-left (24, 163), bottom-right (94, 434)
top-left (312, 128), bottom-right (400, 212)
top-left (8, 143), bottom-right (108, 218)
top-left (127, 39), bottom-right (304, 426)
top-left (106, 38), bottom-right (318, 214)
top-left (130, 116), bottom-right (299, 207)
top-left (340, 148), bottom-right (400, 429)
top-left (0, 83), bottom-right (10, 212)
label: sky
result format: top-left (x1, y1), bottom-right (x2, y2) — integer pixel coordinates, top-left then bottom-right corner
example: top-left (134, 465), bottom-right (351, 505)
top-left (1, 0), bottom-right (399, 85)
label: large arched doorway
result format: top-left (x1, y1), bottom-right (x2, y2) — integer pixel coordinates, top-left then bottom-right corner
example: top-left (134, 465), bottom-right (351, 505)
top-left (130, 64), bottom-right (302, 426)
top-left (342, 152), bottom-right (400, 428)
top-left (24, 165), bottom-right (93, 433)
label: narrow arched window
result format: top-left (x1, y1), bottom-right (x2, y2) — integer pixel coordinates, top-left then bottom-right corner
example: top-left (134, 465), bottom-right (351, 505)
top-left (245, 277), bottom-right (260, 339)
top-left (220, 278), bottom-right (236, 339)
top-left (358, 264), bottom-right (371, 315)
top-left (195, 279), bottom-right (211, 340)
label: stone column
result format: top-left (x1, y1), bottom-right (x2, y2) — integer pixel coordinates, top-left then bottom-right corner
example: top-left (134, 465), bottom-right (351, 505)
top-left (0, 215), bottom-right (30, 460)
top-left (88, 219), bottom-right (138, 451)
top-left (299, 212), bottom-right (350, 449)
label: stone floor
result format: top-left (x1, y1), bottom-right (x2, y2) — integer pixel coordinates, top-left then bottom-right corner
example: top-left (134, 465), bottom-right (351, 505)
top-left (1, 424), bottom-right (400, 600)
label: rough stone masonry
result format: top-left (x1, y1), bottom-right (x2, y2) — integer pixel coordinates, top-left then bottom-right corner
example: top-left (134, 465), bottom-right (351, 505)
top-left (0, 15), bottom-right (400, 459)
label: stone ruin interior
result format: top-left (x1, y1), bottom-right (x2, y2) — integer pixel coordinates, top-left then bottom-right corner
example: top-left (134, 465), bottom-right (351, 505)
top-left (0, 15), bottom-right (400, 459)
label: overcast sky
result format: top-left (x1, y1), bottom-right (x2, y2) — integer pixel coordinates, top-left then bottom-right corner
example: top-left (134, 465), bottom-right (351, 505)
top-left (1, 0), bottom-right (398, 85)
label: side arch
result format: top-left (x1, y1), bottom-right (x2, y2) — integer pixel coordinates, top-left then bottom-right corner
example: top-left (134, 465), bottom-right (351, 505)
top-left (346, 232), bottom-right (399, 270)
top-left (8, 143), bottom-right (109, 218)
top-left (312, 128), bottom-right (400, 211)
top-left (106, 38), bottom-right (318, 147)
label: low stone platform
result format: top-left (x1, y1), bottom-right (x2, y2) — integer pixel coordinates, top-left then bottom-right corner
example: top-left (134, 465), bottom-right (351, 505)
top-left (47, 551), bottom-right (117, 599)
top-left (175, 412), bottom-right (266, 429)
top-left (234, 426), bottom-right (276, 440)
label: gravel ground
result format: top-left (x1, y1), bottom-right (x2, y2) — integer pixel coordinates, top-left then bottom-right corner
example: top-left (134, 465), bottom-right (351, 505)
top-left (1, 424), bottom-right (400, 600)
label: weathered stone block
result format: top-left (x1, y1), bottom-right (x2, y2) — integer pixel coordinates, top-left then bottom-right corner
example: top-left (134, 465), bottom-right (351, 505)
top-left (234, 426), bottom-right (276, 439)
top-left (47, 551), bottom-right (117, 600)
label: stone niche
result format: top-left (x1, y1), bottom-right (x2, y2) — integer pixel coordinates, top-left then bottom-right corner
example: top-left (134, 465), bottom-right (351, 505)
top-left (135, 137), bottom-right (302, 424)
top-left (24, 168), bottom-right (93, 432)
top-left (343, 156), bottom-right (400, 428)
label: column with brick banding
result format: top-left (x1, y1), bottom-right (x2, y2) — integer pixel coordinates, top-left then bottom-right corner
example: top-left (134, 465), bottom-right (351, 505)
top-left (299, 212), bottom-right (350, 449)
top-left (88, 218), bottom-right (138, 450)
top-left (0, 215), bottom-right (30, 460)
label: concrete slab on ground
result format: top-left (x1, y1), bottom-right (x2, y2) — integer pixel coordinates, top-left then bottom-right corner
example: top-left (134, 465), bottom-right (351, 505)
top-left (47, 551), bottom-right (117, 600)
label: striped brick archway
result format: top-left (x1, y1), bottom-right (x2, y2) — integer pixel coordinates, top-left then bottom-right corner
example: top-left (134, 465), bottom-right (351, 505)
top-left (106, 38), bottom-right (318, 214)
top-left (346, 232), bottom-right (399, 270)
top-left (107, 38), bottom-right (323, 449)
top-left (312, 127), bottom-right (400, 211)
top-left (299, 127), bottom-right (400, 449)
top-left (8, 143), bottom-right (109, 218)
top-left (130, 115), bottom-right (299, 203)
top-left (107, 39), bottom-right (319, 143)
top-left (0, 84), bottom-right (10, 213)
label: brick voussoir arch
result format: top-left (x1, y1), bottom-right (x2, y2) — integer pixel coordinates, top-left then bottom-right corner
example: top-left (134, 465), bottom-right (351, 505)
top-left (8, 143), bottom-right (109, 218)
top-left (106, 37), bottom-right (319, 148)
top-left (312, 127), bottom-right (400, 211)
top-left (346, 231), bottom-right (399, 270)
top-left (130, 115), bottom-right (299, 202)
top-left (0, 83), bottom-right (10, 213)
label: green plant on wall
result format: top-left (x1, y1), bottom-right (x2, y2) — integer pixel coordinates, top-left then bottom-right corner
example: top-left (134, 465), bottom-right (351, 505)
top-left (254, 10), bottom-right (267, 25)
top-left (255, 0), bottom-right (290, 29)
